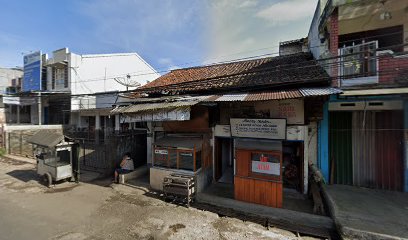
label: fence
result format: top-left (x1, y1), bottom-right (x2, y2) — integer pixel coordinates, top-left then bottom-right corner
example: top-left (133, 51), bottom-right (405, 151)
top-left (74, 130), bottom-right (147, 175)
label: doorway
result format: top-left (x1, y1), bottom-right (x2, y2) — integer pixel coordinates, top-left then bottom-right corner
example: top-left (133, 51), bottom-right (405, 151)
top-left (215, 138), bottom-right (234, 184)
top-left (282, 141), bottom-right (304, 193)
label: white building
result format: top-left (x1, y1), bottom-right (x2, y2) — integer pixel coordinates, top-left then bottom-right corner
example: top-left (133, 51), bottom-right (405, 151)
top-left (41, 48), bottom-right (160, 133)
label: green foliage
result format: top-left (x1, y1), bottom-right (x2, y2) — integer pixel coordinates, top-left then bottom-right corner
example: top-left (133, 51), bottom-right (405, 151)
top-left (0, 147), bottom-right (6, 157)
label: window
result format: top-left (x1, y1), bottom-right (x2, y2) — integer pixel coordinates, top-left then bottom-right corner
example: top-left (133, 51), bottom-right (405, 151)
top-left (53, 67), bottom-right (68, 89)
top-left (153, 146), bottom-right (201, 172)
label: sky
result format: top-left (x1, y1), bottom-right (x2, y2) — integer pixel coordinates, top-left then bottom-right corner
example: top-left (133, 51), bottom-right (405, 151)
top-left (0, 0), bottom-right (318, 73)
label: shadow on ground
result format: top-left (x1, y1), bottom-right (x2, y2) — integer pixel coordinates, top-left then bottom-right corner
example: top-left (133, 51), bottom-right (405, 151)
top-left (6, 169), bottom-right (40, 182)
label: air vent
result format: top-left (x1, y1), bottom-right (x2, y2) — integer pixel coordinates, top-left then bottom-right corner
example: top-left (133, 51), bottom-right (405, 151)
top-left (340, 103), bottom-right (355, 107)
top-left (368, 102), bottom-right (383, 106)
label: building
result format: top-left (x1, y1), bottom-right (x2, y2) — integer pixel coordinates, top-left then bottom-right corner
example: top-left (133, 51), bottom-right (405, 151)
top-left (1, 48), bottom-right (159, 159)
top-left (308, 0), bottom-right (408, 192)
top-left (0, 67), bottom-right (23, 125)
top-left (111, 52), bottom-right (342, 208)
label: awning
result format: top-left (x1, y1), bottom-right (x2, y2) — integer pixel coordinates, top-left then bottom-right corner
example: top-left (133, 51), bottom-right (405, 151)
top-left (111, 97), bottom-right (202, 114)
top-left (27, 130), bottom-right (64, 148)
top-left (340, 88), bottom-right (408, 96)
top-left (2, 96), bottom-right (38, 106)
top-left (70, 108), bottom-right (112, 116)
top-left (203, 87), bottom-right (342, 102)
top-left (154, 136), bottom-right (203, 151)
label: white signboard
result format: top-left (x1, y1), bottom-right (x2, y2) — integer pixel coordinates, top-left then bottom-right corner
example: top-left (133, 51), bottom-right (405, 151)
top-left (154, 149), bottom-right (168, 155)
top-left (214, 125), bottom-right (231, 137)
top-left (2, 96), bottom-right (37, 106)
top-left (252, 161), bottom-right (280, 175)
top-left (230, 118), bottom-right (286, 140)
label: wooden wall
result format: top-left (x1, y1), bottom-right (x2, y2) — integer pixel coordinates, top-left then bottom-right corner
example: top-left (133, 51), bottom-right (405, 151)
top-left (234, 149), bottom-right (283, 208)
top-left (163, 106), bottom-right (210, 133)
top-left (234, 176), bottom-right (283, 208)
top-left (162, 105), bottom-right (213, 169)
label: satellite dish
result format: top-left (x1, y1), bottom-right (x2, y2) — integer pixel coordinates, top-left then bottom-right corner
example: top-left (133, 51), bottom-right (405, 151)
top-left (114, 74), bottom-right (141, 90)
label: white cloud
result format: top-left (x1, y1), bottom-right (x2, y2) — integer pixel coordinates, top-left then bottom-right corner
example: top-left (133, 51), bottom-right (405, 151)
top-left (158, 58), bottom-right (179, 71)
top-left (206, 0), bottom-right (318, 64)
top-left (256, 0), bottom-right (317, 26)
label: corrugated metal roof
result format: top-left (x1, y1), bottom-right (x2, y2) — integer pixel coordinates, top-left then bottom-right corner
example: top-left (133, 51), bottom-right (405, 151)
top-left (111, 100), bottom-right (199, 114)
top-left (202, 87), bottom-right (341, 102)
top-left (299, 87), bottom-right (343, 96)
top-left (244, 90), bottom-right (302, 101)
top-left (111, 87), bottom-right (342, 114)
top-left (27, 130), bottom-right (64, 148)
top-left (215, 94), bottom-right (247, 102)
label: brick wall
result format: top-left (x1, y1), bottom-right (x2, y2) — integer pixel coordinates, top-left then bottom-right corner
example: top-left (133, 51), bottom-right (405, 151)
top-left (329, 8), bottom-right (339, 87)
top-left (379, 54), bottom-right (408, 85)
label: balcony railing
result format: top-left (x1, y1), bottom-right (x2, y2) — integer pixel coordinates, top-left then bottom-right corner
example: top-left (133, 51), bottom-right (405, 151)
top-left (338, 41), bottom-right (378, 87)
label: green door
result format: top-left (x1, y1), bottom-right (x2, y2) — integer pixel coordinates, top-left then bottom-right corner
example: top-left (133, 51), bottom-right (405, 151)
top-left (329, 111), bottom-right (353, 185)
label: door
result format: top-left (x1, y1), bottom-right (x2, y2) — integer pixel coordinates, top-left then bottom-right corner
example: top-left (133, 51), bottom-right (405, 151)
top-left (330, 111), bottom-right (353, 185)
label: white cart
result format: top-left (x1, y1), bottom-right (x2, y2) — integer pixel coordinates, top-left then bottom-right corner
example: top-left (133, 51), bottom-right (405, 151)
top-left (28, 130), bottom-right (76, 187)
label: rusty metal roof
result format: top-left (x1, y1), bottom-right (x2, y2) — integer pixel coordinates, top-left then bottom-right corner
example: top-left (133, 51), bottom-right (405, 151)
top-left (112, 87), bottom-right (341, 114)
top-left (111, 97), bottom-right (202, 114)
top-left (27, 130), bottom-right (64, 148)
top-left (203, 87), bottom-right (341, 102)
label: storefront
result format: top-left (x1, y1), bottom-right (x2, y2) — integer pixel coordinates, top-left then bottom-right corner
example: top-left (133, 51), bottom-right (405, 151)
top-left (212, 98), bottom-right (313, 208)
top-left (326, 96), bottom-right (406, 191)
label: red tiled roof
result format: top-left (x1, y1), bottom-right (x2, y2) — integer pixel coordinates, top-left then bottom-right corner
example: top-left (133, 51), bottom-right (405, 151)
top-left (137, 52), bottom-right (329, 94)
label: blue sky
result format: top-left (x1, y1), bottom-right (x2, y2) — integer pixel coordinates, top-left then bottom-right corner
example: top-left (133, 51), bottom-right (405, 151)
top-left (0, 0), bottom-right (318, 72)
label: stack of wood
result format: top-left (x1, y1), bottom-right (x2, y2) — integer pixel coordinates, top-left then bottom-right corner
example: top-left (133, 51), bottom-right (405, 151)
top-left (163, 173), bottom-right (196, 207)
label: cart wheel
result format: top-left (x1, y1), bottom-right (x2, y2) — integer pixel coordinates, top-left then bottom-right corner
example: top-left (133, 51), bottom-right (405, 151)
top-left (43, 173), bottom-right (52, 188)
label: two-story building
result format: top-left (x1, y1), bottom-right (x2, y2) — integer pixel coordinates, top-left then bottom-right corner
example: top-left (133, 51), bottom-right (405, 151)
top-left (309, 0), bottom-right (408, 192)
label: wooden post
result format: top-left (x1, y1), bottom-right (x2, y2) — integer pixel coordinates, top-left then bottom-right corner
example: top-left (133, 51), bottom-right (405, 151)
top-left (176, 150), bottom-right (180, 169)
top-left (193, 145), bottom-right (196, 172)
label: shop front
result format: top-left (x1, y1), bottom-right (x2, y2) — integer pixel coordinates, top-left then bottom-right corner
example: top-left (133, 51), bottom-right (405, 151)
top-left (231, 118), bottom-right (286, 208)
top-left (213, 99), bottom-right (312, 209)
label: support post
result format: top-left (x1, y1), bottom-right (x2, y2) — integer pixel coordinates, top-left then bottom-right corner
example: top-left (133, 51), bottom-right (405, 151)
top-left (16, 105), bottom-right (20, 124)
top-left (95, 113), bottom-right (101, 143)
top-left (38, 92), bottom-right (42, 125)
top-left (146, 122), bottom-right (153, 166)
top-left (404, 100), bottom-right (408, 192)
top-left (115, 114), bottom-right (120, 132)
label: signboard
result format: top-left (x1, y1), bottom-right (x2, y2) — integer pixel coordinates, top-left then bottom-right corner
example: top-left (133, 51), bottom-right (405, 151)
top-left (23, 51), bottom-right (42, 91)
top-left (154, 149), bottom-right (168, 155)
top-left (214, 125), bottom-right (231, 137)
top-left (255, 99), bottom-right (304, 125)
top-left (230, 118), bottom-right (286, 140)
top-left (252, 161), bottom-right (280, 175)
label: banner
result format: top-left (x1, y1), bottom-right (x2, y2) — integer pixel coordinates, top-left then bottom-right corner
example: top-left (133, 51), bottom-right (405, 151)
top-left (23, 51), bottom-right (42, 91)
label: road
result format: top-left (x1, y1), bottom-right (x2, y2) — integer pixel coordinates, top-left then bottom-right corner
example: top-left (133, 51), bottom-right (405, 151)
top-left (0, 156), bottom-right (314, 240)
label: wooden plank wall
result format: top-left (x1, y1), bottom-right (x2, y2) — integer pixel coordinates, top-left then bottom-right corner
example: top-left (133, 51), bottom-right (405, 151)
top-left (234, 149), bottom-right (283, 208)
top-left (234, 176), bottom-right (282, 208)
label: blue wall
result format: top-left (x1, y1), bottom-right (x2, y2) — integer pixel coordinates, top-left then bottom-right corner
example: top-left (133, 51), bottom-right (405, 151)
top-left (318, 102), bottom-right (330, 182)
